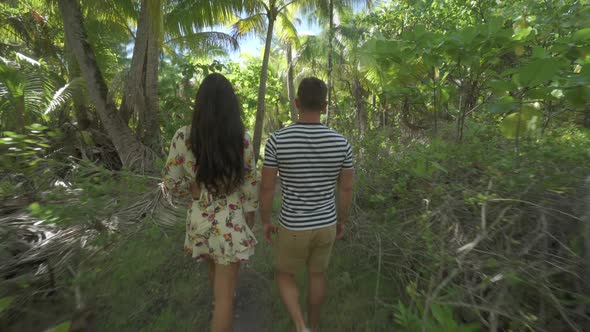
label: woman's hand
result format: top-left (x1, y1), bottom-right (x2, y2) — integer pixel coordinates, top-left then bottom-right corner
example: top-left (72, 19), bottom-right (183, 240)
top-left (189, 182), bottom-right (201, 200)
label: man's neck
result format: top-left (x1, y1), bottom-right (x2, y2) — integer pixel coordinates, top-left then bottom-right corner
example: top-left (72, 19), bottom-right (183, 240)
top-left (297, 110), bottom-right (322, 124)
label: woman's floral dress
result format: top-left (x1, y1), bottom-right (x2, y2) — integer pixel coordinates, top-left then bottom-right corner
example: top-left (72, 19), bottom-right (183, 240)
top-left (163, 126), bottom-right (258, 265)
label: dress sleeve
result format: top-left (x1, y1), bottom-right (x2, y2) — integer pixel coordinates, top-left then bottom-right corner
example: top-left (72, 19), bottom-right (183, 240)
top-left (163, 127), bottom-right (192, 198)
top-left (240, 134), bottom-right (258, 213)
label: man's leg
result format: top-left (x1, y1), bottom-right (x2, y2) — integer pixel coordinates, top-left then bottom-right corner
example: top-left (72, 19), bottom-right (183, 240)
top-left (306, 225), bottom-right (337, 331)
top-left (307, 271), bottom-right (327, 330)
top-left (277, 271), bottom-right (307, 331)
top-left (275, 226), bottom-right (312, 332)
top-left (211, 262), bottom-right (240, 332)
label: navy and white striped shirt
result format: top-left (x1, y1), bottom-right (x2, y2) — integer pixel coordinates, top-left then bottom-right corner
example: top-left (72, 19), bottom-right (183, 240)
top-left (263, 123), bottom-right (353, 230)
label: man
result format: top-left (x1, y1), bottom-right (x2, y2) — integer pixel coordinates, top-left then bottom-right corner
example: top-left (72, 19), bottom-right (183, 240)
top-left (259, 77), bottom-right (354, 332)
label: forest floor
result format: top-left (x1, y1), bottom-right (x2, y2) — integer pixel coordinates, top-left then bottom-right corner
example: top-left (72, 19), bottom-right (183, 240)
top-left (69, 183), bottom-right (391, 332)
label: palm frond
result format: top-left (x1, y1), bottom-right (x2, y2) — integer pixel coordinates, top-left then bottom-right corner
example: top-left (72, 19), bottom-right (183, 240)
top-left (44, 77), bottom-right (86, 115)
top-left (164, 0), bottom-right (244, 38)
top-left (165, 31), bottom-right (238, 52)
top-left (15, 52), bottom-right (41, 67)
top-left (23, 71), bottom-right (53, 116)
top-left (231, 13), bottom-right (267, 39)
top-left (276, 12), bottom-right (300, 47)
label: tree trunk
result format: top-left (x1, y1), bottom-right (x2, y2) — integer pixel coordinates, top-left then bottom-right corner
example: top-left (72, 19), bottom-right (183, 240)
top-left (120, 0), bottom-right (161, 151)
top-left (66, 41), bottom-right (92, 130)
top-left (286, 42), bottom-right (297, 122)
top-left (253, 14), bottom-right (275, 161)
top-left (353, 76), bottom-right (367, 135)
top-left (58, 0), bottom-right (153, 170)
top-left (15, 97), bottom-right (25, 133)
top-left (326, 0), bottom-right (334, 126)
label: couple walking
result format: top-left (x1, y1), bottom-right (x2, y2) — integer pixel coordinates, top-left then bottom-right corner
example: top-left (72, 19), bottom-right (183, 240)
top-left (163, 73), bottom-right (354, 332)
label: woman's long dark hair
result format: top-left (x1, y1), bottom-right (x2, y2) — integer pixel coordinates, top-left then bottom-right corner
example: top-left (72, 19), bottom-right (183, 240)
top-left (190, 73), bottom-right (245, 195)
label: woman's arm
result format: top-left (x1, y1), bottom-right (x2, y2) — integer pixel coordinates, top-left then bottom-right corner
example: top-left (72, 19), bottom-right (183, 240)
top-left (163, 127), bottom-right (192, 198)
top-left (240, 135), bottom-right (258, 227)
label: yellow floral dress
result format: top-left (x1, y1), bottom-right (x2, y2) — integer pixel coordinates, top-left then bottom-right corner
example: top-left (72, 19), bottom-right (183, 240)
top-left (163, 126), bottom-right (258, 265)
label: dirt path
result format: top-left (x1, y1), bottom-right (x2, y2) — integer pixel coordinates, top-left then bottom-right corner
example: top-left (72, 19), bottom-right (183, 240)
top-left (233, 264), bottom-right (271, 332)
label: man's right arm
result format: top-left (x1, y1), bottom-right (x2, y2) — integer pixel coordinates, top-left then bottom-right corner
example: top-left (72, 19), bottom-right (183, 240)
top-left (336, 168), bottom-right (354, 239)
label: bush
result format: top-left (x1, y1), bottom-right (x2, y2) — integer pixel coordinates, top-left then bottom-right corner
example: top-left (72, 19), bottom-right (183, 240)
top-left (350, 125), bottom-right (590, 331)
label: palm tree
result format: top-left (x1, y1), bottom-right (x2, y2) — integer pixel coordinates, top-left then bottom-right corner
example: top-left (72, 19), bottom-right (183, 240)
top-left (232, 0), bottom-right (299, 159)
top-left (0, 53), bottom-right (85, 133)
top-left (301, 0), bottom-right (371, 124)
top-left (120, 0), bottom-right (245, 151)
top-left (58, 0), bottom-right (247, 169)
top-left (333, 12), bottom-right (370, 134)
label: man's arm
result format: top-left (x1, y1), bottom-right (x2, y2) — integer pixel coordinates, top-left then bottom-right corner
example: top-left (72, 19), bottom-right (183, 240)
top-left (336, 168), bottom-right (354, 239)
top-left (260, 166), bottom-right (278, 243)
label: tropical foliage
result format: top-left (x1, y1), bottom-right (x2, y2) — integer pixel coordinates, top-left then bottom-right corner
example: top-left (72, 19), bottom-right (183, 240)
top-left (1, 0), bottom-right (590, 331)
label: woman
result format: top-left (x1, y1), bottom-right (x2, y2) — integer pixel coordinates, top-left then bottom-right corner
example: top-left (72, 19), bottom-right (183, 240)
top-left (163, 73), bottom-right (258, 332)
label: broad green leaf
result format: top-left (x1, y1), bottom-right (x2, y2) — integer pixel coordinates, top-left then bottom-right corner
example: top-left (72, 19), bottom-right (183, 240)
top-left (0, 297), bottom-right (14, 313)
top-left (565, 86), bottom-right (590, 108)
top-left (513, 26), bottom-right (532, 40)
top-left (50, 321), bottom-right (71, 332)
top-left (517, 58), bottom-right (560, 87)
top-left (459, 27), bottom-right (478, 45)
top-left (532, 47), bottom-right (548, 59)
top-left (500, 106), bottom-right (542, 139)
top-left (488, 96), bottom-right (516, 114)
top-left (573, 27), bottom-right (590, 42)
top-left (487, 80), bottom-right (516, 94)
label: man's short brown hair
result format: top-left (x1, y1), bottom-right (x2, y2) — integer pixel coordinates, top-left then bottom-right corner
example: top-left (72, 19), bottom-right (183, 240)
top-left (297, 77), bottom-right (327, 111)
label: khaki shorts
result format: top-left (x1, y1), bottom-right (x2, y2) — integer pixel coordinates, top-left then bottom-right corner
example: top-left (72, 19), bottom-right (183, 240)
top-left (274, 224), bottom-right (337, 274)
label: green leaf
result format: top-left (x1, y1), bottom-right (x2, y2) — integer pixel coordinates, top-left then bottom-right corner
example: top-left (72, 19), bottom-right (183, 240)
top-left (513, 26), bottom-right (532, 40)
top-left (29, 202), bottom-right (41, 215)
top-left (500, 106), bottom-right (542, 139)
top-left (488, 96), bottom-right (516, 114)
top-left (49, 321), bottom-right (71, 332)
top-left (517, 58), bottom-right (560, 87)
top-left (431, 161), bottom-right (448, 174)
top-left (551, 89), bottom-right (564, 99)
top-left (0, 297), bottom-right (14, 313)
top-left (487, 80), bottom-right (516, 94)
top-left (532, 47), bottom-right (548, 59)
top-left (573, 27), bottom-right (590, 42)
top-left (565, 86), bottom-right (590, 108)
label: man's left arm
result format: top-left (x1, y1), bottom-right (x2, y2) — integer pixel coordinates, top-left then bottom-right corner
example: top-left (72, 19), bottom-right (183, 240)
top-left (260, 166), bottom-right (278, 244)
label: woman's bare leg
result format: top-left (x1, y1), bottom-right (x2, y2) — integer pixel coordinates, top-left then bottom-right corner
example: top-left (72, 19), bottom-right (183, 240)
top-left (210, 262), bottom-right (240, 332)
top-left (207, 259), bottom-right (216, 289)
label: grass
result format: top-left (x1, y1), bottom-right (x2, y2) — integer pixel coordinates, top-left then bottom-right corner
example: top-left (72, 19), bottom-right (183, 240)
top-left (81, 224), bottom-right (210, 331)
top-left (77, 192), bottom-right (393, 332)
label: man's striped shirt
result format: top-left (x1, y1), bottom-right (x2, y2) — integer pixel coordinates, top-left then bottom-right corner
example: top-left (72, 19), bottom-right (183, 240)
top-left (263, 123), bottom-right (353, 230)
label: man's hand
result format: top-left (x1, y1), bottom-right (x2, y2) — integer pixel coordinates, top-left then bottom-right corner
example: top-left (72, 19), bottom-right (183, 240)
top-left (336, 223), bottom-right (346, 240)
top-left (245, 212), bottom-right (256, 231)
top-left (263, 223), bottom-right (278, 244)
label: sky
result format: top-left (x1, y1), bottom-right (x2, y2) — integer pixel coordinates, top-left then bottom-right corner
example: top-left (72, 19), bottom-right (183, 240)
top-left (220, 12), bottom-right (324, 62)
top-left (221, 2), bottom-right (375, 62)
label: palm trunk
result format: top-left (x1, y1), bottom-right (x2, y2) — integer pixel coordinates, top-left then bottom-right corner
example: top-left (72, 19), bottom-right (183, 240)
top-left (253, 15), bottom-right (275, 160)
top-left (120, 0), bottom-right (161, 151)
top-left (58, 0), bottom-right (152, 170)
top-left (66, 41), bottom-right (92, 130)
top-left (16, 97), bottom-right (25, 133)
top-left (143, 0), bottom-right (161, 151)
top-left (326, 0), bottom-right (334, 126)
top-left (286, 42), bottom-right (297, 122)
top-left (353, 76), bottom-right (367, 135)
